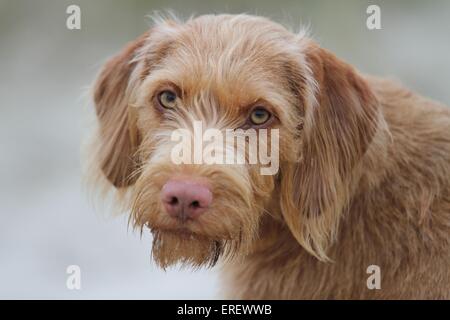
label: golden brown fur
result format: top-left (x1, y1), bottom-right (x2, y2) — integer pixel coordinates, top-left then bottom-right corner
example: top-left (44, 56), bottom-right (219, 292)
top-left (88, 14), bottom-right (450, 299)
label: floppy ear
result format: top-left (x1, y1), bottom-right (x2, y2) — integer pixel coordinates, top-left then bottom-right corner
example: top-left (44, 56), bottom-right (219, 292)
top-left (92, 32), bottom-right (150, 188)
top-left (280, 44), bottom-right (382, 260)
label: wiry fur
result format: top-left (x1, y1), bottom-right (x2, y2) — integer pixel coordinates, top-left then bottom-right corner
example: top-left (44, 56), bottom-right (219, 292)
top-left (87, 14), bottom-right (450, 299)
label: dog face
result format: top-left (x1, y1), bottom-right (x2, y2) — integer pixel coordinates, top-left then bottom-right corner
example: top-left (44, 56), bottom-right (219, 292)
top-left (92, 14), bottom-right (381, 267)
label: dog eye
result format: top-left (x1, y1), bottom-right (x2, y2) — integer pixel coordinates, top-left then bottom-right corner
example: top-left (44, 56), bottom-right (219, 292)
top-left (249, 108), bottom-right (271, 126)
top-left (158, 90), bottom-right (178, 109)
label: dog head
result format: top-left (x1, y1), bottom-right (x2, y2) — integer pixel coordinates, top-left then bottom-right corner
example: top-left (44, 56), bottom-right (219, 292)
top-left (91, 14), bottom-right (381, 267)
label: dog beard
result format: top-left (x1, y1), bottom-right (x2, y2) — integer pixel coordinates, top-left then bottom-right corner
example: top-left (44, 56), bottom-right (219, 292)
top-left (150, 230), bottom-right (229, 269)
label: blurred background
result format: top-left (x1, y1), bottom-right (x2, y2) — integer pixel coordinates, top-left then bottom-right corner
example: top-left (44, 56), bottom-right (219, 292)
top-left (0, 0), bottom-right (449, 299)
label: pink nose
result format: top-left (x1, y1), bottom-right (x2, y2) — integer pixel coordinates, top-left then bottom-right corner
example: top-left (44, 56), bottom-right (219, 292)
top-left (161, 179), bottom-right (213, 221)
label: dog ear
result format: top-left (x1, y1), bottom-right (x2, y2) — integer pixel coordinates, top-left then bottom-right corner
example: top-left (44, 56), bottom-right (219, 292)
top-left (280, 44), bottom-right (382, 260)
top-left (92, 32), bottom-right (151, 188)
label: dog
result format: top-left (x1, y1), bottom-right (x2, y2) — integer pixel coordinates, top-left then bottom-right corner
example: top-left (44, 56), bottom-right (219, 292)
top-left (88, 14), bottom-right (450, 299)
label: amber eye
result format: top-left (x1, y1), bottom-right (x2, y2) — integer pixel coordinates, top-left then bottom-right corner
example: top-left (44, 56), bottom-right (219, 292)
top-left (158, 90), bottom-right (178, 109)
top-left (249, 107), bottom-right (271, 125)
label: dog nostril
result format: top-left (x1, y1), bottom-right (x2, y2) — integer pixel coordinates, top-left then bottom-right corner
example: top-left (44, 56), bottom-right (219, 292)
top-left (169, 197), bottom-right (179, 205)
top-left (190, 200), bottom-right (200, 209)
